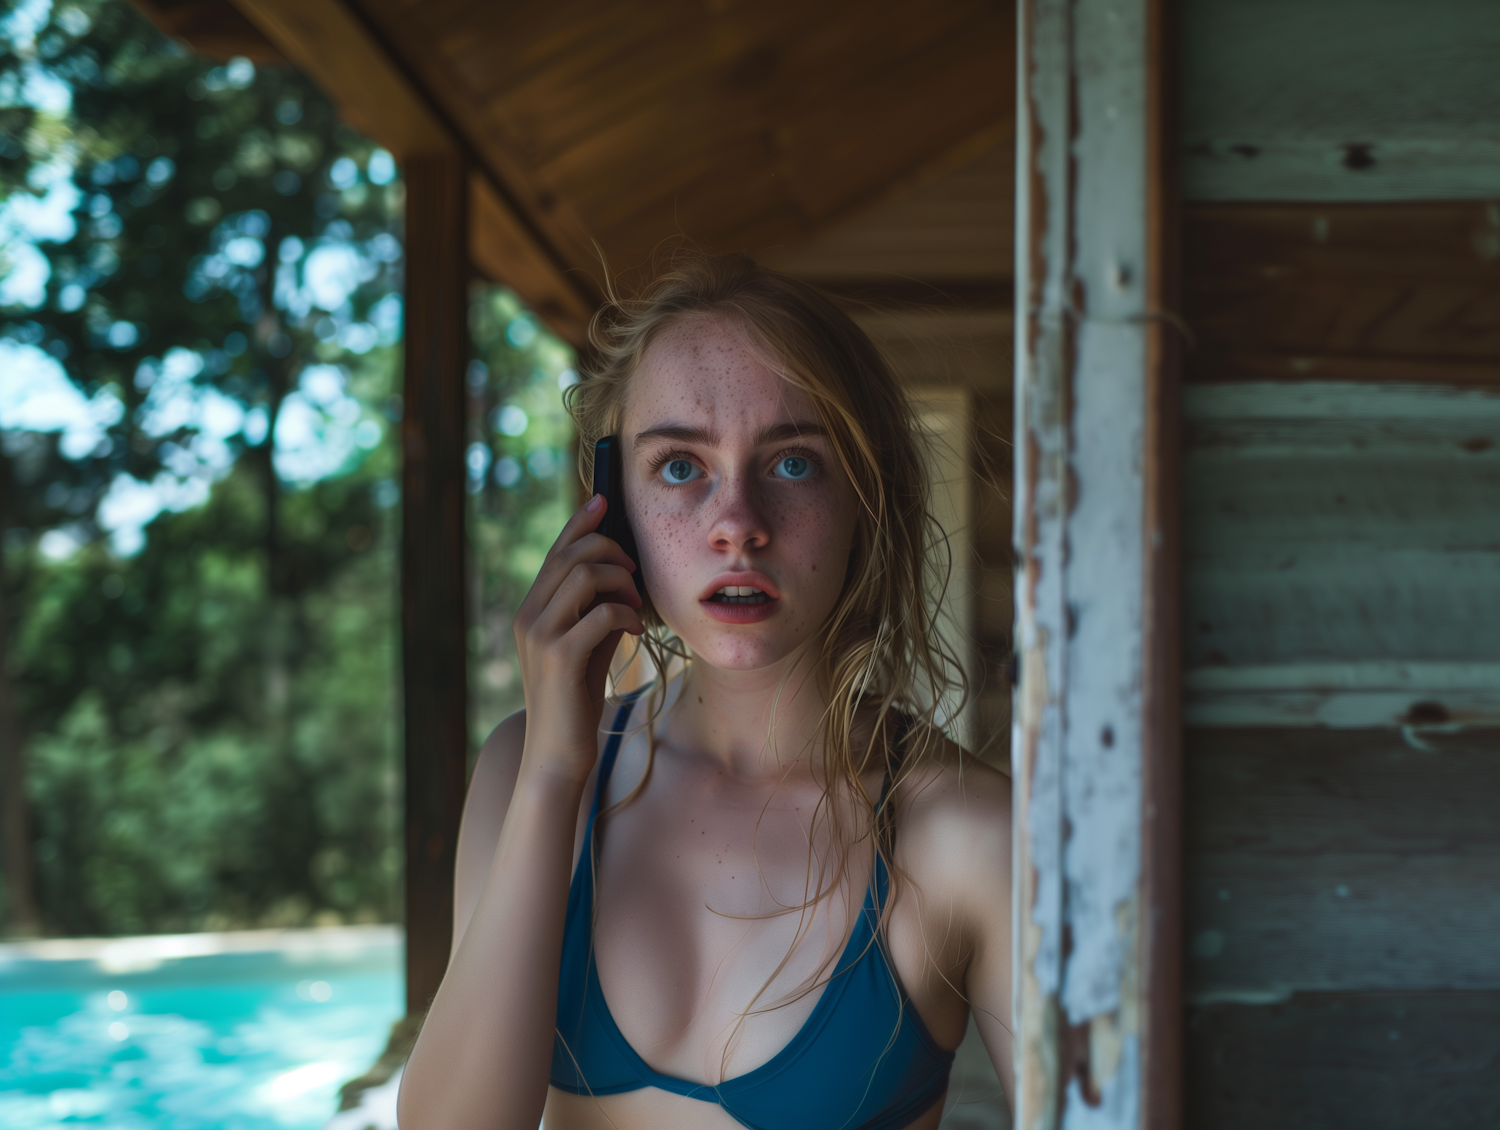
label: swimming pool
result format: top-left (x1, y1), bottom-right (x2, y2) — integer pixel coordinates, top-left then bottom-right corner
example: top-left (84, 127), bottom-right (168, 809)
top-left (0, 926), bottom-right (403, 1130)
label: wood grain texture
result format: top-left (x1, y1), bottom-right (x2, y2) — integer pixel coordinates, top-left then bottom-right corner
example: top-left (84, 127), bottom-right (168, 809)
top-left (1183, 382), bottom-right (1500, 673)
top-left (760, 144), bottom-right (1014, 283)
top-left (1185, 727), bottom-right (1500, 998)
top-left (1186, 992), bottom-right (1500, 1129)
top-left (348, 0), bottom-right (1013, 274)
top-left (1181, 0), bottom-right (1500, 201)
top-left (1183, 203), bottom-right (1500, 384)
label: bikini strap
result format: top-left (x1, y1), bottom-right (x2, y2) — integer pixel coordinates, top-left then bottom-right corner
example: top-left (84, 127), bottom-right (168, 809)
top-left (873, 711), bottom-right (913, 912)
top-left (588, 687), bottom-right (649, 824)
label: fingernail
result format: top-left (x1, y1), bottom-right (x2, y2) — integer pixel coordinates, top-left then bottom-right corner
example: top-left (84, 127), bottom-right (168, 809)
top-left (585, 494), bottom-right (604, 513)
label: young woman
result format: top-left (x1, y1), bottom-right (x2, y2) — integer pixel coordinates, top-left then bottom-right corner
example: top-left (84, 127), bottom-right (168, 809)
top-left (398, 254), bottom-right (1013, 1130)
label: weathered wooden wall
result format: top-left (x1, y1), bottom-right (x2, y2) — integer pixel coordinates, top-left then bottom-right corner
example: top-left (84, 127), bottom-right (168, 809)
top-left (1180, 0), bottom-right (1500, 1123)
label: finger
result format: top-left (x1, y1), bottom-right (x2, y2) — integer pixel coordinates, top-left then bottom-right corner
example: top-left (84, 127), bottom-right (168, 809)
top-left (518, 500), bottom-right (633, 623)
top-left (534, 563), bottom-right (642, 637)
top-left (563, 601), bottom-right (646, 658)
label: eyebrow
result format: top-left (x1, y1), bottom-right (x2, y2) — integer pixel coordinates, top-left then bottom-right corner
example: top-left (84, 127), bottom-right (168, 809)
top-left (632, 420), bottom-right (827, 452)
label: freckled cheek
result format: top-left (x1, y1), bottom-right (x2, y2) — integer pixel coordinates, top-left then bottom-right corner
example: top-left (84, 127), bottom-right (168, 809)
top-left (634, 500), bottom-right (701, 595)
top-left (770, 491), bottom-right (852, 561)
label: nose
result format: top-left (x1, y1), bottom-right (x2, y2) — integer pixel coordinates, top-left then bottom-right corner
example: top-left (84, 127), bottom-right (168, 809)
top-left (707, 470), bottom-right (770, 554)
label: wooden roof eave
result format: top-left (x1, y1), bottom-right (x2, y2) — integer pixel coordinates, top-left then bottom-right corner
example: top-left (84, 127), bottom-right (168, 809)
top-left (134, 0), bottom-right (599, 343)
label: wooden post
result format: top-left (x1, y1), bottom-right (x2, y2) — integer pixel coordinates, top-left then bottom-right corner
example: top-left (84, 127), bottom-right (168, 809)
top-left (1012, 0), bottom-right (1181, 1126)
top-left (401, 153), bottom-right (470, 1016)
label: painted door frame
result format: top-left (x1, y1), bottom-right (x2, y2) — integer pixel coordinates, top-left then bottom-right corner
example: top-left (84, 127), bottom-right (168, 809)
top-left (1012, 0), bottom-right (1182, 1126)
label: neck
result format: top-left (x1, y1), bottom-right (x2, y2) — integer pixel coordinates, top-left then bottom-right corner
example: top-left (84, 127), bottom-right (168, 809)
top-left (661, 647), bottom-right (830, 780)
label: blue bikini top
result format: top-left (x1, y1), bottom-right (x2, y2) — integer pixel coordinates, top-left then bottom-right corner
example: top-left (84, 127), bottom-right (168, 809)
top-left (551, 691), bottom-right (955, 1130)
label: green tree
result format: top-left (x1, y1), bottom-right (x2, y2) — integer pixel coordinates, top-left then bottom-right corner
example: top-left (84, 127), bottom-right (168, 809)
top-left (0, 0), bottom-right (405, 934)
top-left (0, 0), bottom-right (581, 937)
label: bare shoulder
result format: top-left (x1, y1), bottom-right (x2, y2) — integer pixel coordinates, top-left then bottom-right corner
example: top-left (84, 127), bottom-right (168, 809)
top-left (891, 727), bottom-right (1013, 910)
top-left (470, 709), bottom-right (528, 796)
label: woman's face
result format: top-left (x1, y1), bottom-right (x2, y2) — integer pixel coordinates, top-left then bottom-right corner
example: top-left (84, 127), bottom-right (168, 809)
top-left (620, 316), bottom-right (860, 673)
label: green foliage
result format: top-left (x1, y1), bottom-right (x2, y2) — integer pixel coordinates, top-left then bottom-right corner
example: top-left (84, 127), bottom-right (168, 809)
top-left (0, 0), bottom-right (579, 938)
top-left (14, 456), bottom-right (402, 937)
top-left (0, 0), bottom-right (405, 936)
top-left (466, 286), bottom-right (579, 745)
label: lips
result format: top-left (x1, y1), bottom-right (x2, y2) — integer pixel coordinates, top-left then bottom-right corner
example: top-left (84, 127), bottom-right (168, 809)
top-left (698, 572), bottom-right (780, 602)
top-left (699, 572), bottom-right (780, 624)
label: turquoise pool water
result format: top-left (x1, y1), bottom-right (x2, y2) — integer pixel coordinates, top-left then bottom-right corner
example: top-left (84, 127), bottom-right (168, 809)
top-left (0, 926), bottom-right (403, 1129)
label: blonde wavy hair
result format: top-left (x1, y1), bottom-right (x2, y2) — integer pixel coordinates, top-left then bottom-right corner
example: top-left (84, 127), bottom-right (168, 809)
top-left (565, 251), bottom-right (967, 1033)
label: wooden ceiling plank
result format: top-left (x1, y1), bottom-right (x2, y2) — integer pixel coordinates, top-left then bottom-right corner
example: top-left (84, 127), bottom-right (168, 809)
top-left (529, 8), bottom-right (1008, 238)
top-left (255, 0), bottom-right (1017, 294)
top-left (532, 5), bottom-right (1009, 236)
top-left (475, 1), bottom-right (985, 173)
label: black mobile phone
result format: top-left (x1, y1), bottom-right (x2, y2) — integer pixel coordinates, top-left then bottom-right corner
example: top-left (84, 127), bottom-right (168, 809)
top-left (592, 435), bottom-right (641, 572)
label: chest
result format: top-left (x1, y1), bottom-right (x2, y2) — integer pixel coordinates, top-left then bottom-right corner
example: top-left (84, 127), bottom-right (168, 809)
top-left (575, 740), bottom-right (970, 1084)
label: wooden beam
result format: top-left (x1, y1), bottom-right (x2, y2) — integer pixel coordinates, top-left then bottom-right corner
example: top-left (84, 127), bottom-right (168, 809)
top-left (127, 0), bottom-right (284, 62)
top-left (469, 173), bottom-right (594, 345)
top-left (400, 154), bottom-right (470, 1016)
top-left (1013, 0), bottom-right (1182, 1125)
top-left (229, 0), bottom-right (594, 343)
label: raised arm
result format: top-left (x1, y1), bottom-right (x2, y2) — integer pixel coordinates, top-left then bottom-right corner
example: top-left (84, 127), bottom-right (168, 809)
top-left (397, 495), bottom-right (643, 1130)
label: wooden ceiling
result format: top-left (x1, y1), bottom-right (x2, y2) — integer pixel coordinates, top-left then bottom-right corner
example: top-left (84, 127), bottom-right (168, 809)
top-left (134, 0), bottom-right (1014, 339)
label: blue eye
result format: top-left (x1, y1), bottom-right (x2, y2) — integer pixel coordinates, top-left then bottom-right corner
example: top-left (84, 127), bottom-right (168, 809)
top-left (775, 455), bottom-right (813, 480)
top-left (660, 458), bottom-right (701, 484)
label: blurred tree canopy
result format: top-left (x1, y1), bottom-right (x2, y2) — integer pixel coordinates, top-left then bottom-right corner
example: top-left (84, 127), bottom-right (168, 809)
top-left (0, 0), bottom-right (577, 938)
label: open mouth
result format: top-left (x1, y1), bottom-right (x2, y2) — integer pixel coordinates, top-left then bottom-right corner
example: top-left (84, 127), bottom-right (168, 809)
top-left (708, 586), bottom-right (770, 605)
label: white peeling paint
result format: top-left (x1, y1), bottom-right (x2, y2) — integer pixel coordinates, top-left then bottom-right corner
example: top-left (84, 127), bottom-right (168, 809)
top-left (1058, 0), bottom-right (1147, 1031)
top-left (1015, 0), bottom-right (1153, 1124)
top-left (1061, 318), bottom-right (1144, 1021)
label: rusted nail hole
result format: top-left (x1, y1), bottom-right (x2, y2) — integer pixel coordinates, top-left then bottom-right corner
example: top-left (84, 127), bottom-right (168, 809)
top-left (1341, 143), bottom-right (1376, 170)
top-left (1459, 437), bottom-right (1493, 453)
top-left (1403, 701), bottom-right (1450, 725)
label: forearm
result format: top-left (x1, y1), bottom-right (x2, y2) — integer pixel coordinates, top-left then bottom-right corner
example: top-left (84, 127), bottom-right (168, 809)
top-left (398, 767), bottom-right (584, 1130)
